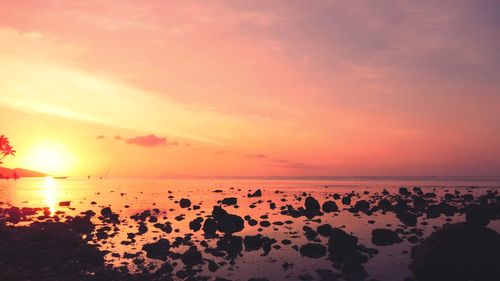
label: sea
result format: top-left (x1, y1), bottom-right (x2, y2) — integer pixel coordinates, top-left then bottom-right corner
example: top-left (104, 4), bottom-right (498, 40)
top-left (1, 176), bottom-right (499, 281)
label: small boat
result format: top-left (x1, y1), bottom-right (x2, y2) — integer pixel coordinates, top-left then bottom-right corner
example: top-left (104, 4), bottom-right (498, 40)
top-left (53, 176), bottom-right (68, 180)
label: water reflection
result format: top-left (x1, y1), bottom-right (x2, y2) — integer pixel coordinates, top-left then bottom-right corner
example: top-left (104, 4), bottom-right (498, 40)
top-left (43, 176), bottom-right (58, 215)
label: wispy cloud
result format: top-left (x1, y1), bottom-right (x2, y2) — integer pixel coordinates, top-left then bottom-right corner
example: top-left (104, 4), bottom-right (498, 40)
top-left (98, 134), bottom-right (179, 148)
top-left (246, 154), bottom-right (319, 170)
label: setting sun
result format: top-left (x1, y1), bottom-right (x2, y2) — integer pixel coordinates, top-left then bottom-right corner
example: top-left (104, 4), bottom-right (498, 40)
top-left (22, 141), bottom-right (75, 175)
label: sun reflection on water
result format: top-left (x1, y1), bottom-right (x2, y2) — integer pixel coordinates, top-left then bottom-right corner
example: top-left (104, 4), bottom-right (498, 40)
top-left (43, 176), bottom-right (58, 215)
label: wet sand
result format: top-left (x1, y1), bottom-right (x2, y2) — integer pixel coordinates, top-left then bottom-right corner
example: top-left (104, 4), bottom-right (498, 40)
top-left (1, 178), bottom-right (499, 281)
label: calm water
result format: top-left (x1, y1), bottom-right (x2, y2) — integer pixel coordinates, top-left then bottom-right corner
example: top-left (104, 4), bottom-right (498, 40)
top-left (1, 177), bottom-right (499, 281)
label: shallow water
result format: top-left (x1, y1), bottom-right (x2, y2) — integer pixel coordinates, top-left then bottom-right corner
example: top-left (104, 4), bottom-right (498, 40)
top-left (1, 177), bottom-right (499, 281)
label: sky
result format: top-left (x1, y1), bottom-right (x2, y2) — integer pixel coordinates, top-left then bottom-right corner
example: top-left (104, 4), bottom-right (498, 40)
top-left (1, 0), bottom-right (500, 177)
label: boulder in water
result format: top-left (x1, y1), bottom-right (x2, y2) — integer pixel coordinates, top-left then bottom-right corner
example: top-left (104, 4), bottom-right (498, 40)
top-left (410, 223), bottom-right (500, 281)
top-left (300, 243), bottom-right (327, 258)
top-left (371, 229), bottom-right (402, 246)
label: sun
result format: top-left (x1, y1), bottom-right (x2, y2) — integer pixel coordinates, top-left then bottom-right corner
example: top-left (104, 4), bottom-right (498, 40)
top-left (23, 141), bottom-right (75, 175)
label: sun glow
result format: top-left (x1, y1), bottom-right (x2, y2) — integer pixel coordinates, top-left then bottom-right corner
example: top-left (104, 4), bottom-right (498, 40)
top-left (43, 176), bottom-right (58, 215)
top-left (23, 141), bottom-right (75, 175)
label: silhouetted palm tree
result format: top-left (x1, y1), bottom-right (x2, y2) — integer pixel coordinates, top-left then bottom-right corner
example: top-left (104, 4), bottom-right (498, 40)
top-left (0, 135), bottom-right (16, 165)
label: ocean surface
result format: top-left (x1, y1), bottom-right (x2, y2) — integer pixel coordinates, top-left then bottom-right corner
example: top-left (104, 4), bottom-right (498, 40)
top-left (1, 176), bottom-right (499, 281)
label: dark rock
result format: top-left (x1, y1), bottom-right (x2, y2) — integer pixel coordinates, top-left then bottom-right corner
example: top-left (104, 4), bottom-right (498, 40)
top-left (410, 223), bottom-right (500, 281)
top-left (217, 235), bottom-right (243, 258)
top-left (181, 246), bottom-right (203, 266)
top-left (248, 189), bottom-right (262, 198)
top-left (212, 206), bottom-right (244, 234)
top-left (100, 207), bottom-right (112, 217)
top-left (465, 205), bottom-right (490, 227)
top-left (298, 273), bottom-right (314, 280)
top-left (137, 222), bottom-right (148, 234)
top-left (142, 238), bottom-right (170, 260)
top-left (351, 200), bottom-right (370, 213)
top-left (322, 201), bottom-right (339, 213)
top-left (300, 243), bottom-right (327, 258)
top-left (399, 187), bottom-right (411, 196)
top-left (341, 196), bottom-right (351, 205)
top-left (317, 224), bottom-right (333, 237)
top-left (305, 196), bottom-right (321, 213)
top-left (244, 235), bottom-right (264, 251)
top-left (328, 228), bottom-right (358, 254)
top-left (407, 236), bottom-right (419, 244)
top-left (203, 218), bottom-right (218, 236)
top-left (259, 220), bottom-right (271, 227)
top-left (303, 226), bottom-right (318, 240)
top-left (179, 198), bottom-right (191, 208)
top-left (189, 217), bottom-right (204, 232)
top-left (58, 201), bottom-right (71, 207)
top-left (397, 212), bottom-right (417, 227)
top-left (371, 229), bottom-right (403, 246)
top-left (208, 259), bottom-right (219, 272)
top-left (221, 197), bottom-right (237, 205)
top-left (426, 205), bottom-right (440, 219)
top-left (378, 199), bottom-right (392, 210)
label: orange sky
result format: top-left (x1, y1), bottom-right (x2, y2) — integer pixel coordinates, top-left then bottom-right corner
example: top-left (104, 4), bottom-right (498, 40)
top-left (1, 1), bottom-right (500, 177)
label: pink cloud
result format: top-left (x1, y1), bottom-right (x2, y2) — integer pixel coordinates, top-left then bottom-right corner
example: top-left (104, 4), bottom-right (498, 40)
top-left (125, 134), bottom-right (167, 147)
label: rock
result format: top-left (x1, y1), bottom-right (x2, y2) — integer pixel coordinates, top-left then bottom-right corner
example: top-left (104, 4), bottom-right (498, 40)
top-left (298, 273), bottom-right (314, 280)
top-left (217, 235), bottom-right (243, 258)
top-left (410, 223), bottom-right (500, 281)
top-left (371, 229), bottom-right (403, 246)
top-left (407, 235), bottom-right (419, 244)
top-left (208, 259), bottom-right (219, 272)
top-left (179, 198), bottom-right (191, 208)
top-left (397, 212), bottom-right (417, 227)
top-left (100, 207), bottom-right (112, 217)
top-left (341, 196), bottom-right (351, 205)
top-left (465, 205), bottom-right (490, 227)
top-left (181, 246), bottom-right (203, 266)
top-left (426, 205), bottom-right (440, 218)
top-left (305, 196), bottom-right (321, 213)
top-left (322, 201), bottom-right (339, 213)
top-left (248, 219), bottom-right (258, 226)
top-left (259, 220), bottom-right (271, 227)
top-left (99, 207), bottom-right (119, 224)
top-left (137, 222), bottom-right (148, 234)
top-left (244, 235), bottom-right (264, 251)
top-left (316, 268), bottom-right (342, 281)
top-left (142, 238), bottom-right (170, 260)
top-left (58, 201), bottom-right (71, 207)
top-left (378, 198), bottom-right (392, 210)
top-left (189, 217), bottom-right (204, 232)
top-left (212, 206), bottom-right (244, 234)
top-left (300, 243), bottom-right (327, 258)
top-left (221, 197), bottom-right (237, 206)
top-left (399, 187), bottom-right (411, 196)
top-left (351, 200), bottom-right (370, 213)
top-left (328, 228), bottom-right (358, 254)
top-left (248, 189), bottom-right (262, 198)
top-left (317, 224), bottom-right (333, 237)
top-left (303, 226), bottom-right (318, 240)
top-left (203, 218), bottom-right (218, 236)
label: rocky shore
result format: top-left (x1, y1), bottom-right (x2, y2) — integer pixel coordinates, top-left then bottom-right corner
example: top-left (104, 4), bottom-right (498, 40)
top-left (1, 186), bottom-right (499, 281)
